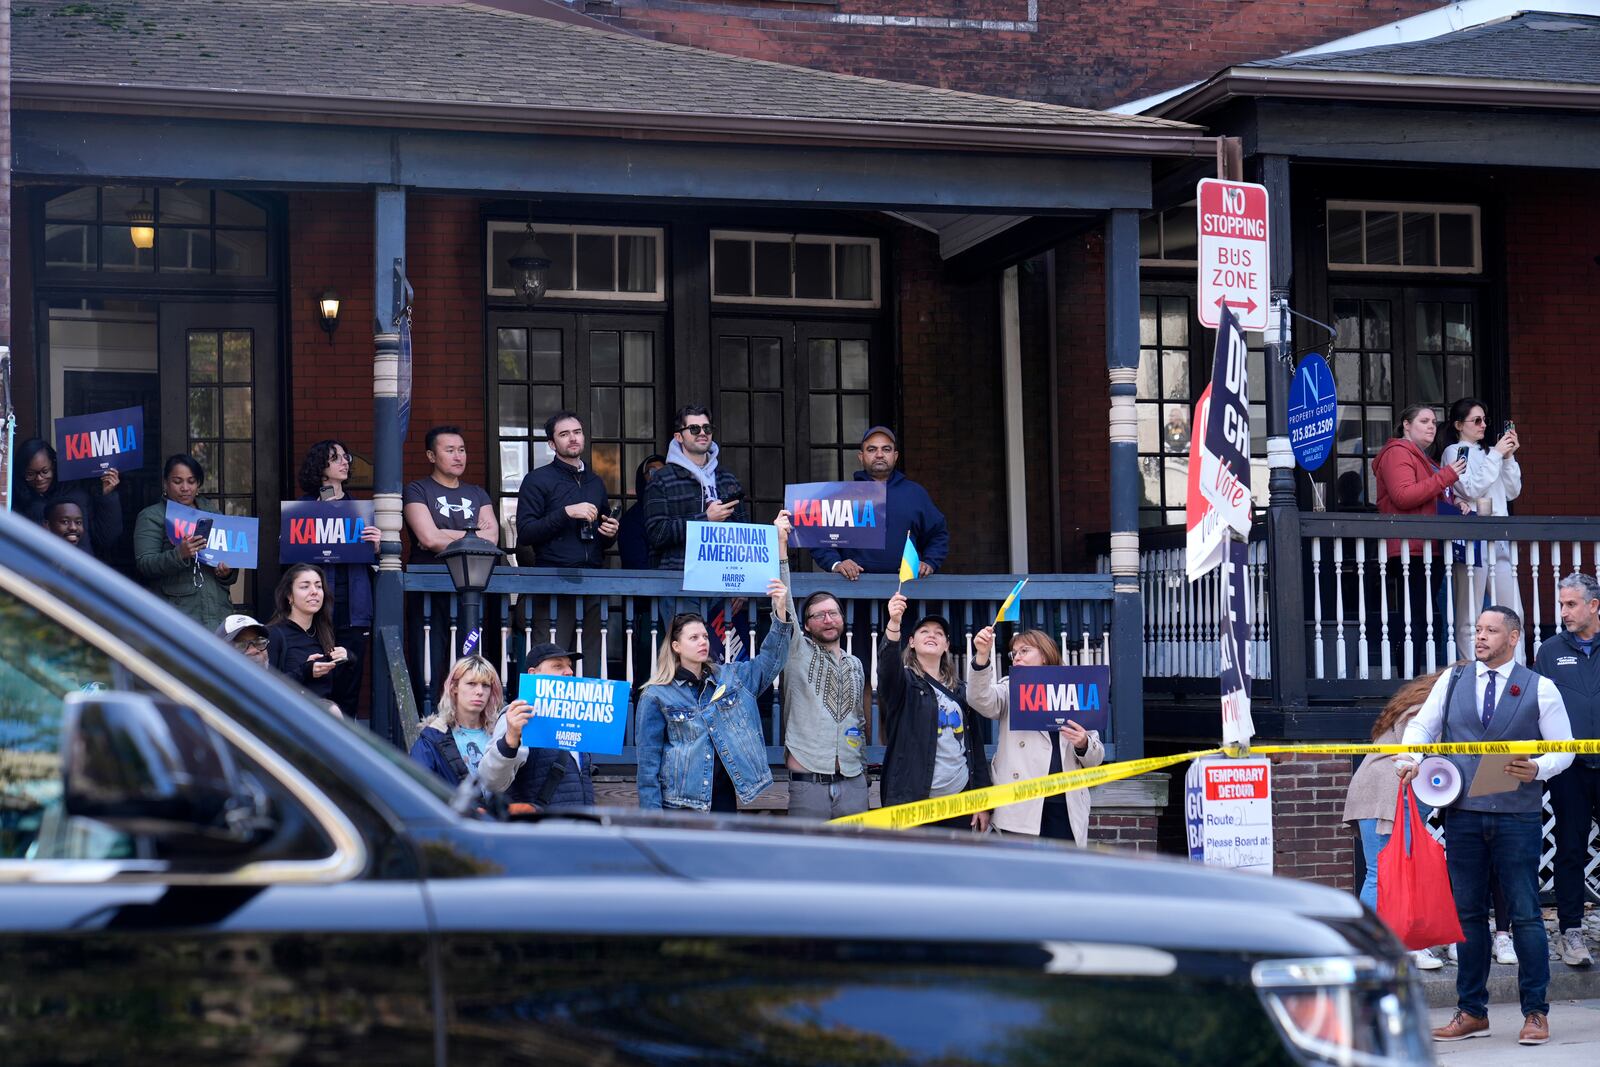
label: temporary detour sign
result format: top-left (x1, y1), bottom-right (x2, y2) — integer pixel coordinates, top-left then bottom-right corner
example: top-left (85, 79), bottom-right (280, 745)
top-left (1007, 666), bottom-right (1109, 734)
top-left (1188, 756), bottom-right (1273, 874)
top-left (55, 405), bottom-right (144, 481)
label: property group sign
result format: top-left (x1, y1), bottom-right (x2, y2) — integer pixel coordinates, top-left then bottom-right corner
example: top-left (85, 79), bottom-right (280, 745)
top-left (1196, 179), bottom-right (1270, 332)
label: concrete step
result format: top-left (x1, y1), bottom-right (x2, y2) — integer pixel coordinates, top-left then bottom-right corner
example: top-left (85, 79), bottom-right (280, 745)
top-left (1419, 958), bottom-right (1600, 1008)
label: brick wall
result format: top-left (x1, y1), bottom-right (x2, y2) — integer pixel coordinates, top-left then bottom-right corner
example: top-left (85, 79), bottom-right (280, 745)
top-left (585, 0), bottom-right (1446, 110)
top-left (893, 224), bottom-right (1010, 572)
top-left (288, 193), bottom-right (486, 493)
top-left (1089, 811), bottom-right (1159, 851)
top-left (1503, 173), bottom-right (1600, 516)
top-left (1270, 753), bottom-right (1356, 890)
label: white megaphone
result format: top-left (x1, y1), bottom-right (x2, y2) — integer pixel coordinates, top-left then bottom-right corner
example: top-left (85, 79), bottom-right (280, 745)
top-left (1412, 756), bottom-right (1462, 808)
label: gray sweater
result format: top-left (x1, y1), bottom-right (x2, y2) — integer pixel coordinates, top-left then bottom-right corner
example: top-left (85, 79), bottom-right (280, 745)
top-left (778, 558), bottom-right (869, 777)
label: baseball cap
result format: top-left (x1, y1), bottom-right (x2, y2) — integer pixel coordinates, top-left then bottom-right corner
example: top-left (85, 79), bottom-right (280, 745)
top-left (524, 641), bottom-right (581, 670)
top-left (860, 425), bottom-right (897, 447)
top-left (216, 614), bottom-right (267, 640)
top-left (909, 614), bottom-right (950, 639)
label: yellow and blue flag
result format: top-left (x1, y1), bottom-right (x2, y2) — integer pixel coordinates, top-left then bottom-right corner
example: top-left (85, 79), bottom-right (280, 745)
top-left (994, 578), bottom-right (1028, 626)
top-left (898, 535), bottom-right (921, 584)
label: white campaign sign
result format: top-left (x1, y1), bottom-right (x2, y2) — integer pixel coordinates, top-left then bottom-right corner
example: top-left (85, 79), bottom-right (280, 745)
top-left (1195, 756), bottom-right (1273, 874)
top-left (1197, 179), bottom-right (1270, 332)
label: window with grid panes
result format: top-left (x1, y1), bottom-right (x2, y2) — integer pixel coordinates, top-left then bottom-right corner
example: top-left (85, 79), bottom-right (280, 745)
top-left (1137, 291), bottom-right (1269, 526)
top-left (185, 329), bottom-right (256, 516)
top-left (716, 332), bottom-right (787, 523)
top-left (43, 186), bottom-right (268, 277)
top-left (806, 337), bottom-right (872, 482)
top-left (494, 326), bottom-right (564, 531)
top-left (586, 328), bottom-right (659, 513)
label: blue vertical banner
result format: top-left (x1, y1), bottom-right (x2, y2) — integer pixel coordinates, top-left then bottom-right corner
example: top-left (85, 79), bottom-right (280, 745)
top-left (55, 405), bottom-right (144, 480)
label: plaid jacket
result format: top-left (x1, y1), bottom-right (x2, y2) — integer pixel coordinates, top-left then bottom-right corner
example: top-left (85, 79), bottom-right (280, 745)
top-left (642, 461), bottom-right (749, 568)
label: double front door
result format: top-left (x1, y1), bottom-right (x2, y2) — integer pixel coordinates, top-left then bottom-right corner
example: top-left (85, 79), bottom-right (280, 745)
top-left (45, 298), bottom-right (279, 608)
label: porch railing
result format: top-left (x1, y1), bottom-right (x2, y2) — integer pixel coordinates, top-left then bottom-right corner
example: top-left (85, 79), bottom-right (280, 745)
top-left (1124, 514), bottom-right (1600, 701)
top-left (398, 567), bottom-right (1115, 763)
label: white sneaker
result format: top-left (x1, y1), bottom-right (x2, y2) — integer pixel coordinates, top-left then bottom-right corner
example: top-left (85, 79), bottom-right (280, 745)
top-left (1447, 942), bottom-right (1458, 964)
top-left (1493, 931), bottom-right (1518, 966)
top-left (1411, 948), bottom-right (1444, 971)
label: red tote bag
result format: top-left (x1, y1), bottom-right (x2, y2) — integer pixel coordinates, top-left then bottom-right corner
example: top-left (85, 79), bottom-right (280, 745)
top-left (1376, 782), bottom-right (1465, 950)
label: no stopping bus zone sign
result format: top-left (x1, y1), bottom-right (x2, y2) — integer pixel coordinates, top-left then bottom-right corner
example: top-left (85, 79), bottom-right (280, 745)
top-left (1197, 179), bottom-right (1270, 332)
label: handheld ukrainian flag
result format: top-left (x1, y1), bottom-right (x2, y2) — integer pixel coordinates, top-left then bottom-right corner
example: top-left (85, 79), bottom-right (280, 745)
top-left (896, 534), bottom-right (921, 592)
top-left (994, 578), bottom-right (1028, 626)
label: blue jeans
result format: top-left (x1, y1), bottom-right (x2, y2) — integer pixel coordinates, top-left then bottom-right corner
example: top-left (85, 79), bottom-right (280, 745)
top-left (1355, 801), bottom-right (1427, 911)
top-left (1444, 807), bottom-right (1549, 1018)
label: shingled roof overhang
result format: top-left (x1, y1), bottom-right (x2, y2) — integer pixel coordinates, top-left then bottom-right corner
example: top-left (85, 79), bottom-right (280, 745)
top-left (13, 79), bottom-right (1218, 159)
top-left (1148, 66), bottom-right (1600, 123)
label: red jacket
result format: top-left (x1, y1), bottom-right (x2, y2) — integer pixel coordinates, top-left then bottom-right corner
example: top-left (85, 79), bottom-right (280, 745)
top-left (1373, 437), bottom-right (1459, 558)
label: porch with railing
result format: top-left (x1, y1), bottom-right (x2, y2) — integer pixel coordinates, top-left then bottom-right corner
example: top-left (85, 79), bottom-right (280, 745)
top-left (1128, 513), bottom-right (1600, 701)
top-left (381, 569), bottom-right (1119, 763)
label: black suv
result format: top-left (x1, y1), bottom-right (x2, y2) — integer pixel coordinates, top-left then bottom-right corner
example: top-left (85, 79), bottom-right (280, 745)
top-left (0, 510), bottom-right (1430, 1065)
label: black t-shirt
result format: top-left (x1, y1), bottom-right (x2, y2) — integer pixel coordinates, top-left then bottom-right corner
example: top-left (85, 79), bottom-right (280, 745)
top-left (403, 476), bottom-right (493, 564)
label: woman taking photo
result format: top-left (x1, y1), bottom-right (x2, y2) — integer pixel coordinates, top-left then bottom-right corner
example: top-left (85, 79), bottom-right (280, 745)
top-left (297, 439), bottom-right (382, 716)
top-left (635, 577), bottom-right (791, 814)
top-left (878, 592), bottom-right (992, 831)
top-left (409, 655), bottom-right (503, 791)
top-left (133, 454), bottom-right (236, 631)
top-left (266, 564), bottom-right (350, 704)
top-left (968, 625), bottom-right (1104, 845)
top-left (13, 437), bottom-right (123, 561)
top-left (1373, 405), bottom-right (1465, 678)
top-left (1440, 398), bottom-right (1524, 662)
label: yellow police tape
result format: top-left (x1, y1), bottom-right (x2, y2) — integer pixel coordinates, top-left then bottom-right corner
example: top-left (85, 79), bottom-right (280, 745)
top-left (827, 738), bottom-right (1600, 831)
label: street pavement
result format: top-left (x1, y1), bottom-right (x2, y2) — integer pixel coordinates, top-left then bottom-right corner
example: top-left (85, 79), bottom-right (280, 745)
top-left (1430, 999), bottom-right (1600, 1065)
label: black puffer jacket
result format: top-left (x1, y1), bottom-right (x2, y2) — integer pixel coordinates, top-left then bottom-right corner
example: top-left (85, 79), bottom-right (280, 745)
top-left (876, 636), bottom-right (991, 808)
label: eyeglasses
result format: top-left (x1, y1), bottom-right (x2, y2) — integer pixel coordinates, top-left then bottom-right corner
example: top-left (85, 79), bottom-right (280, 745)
top-left (23, 467), bottom-right (52, 482)
top-left (805, 609), bottom-right (842, 622)
top-left (680, 422), bottom-right (714, 437)
top-left (236, 638), bottom-right (269, 653)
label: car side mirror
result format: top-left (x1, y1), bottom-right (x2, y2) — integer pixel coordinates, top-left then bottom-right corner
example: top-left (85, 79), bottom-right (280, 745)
top-left (62, 691), bottom-right (274, 850)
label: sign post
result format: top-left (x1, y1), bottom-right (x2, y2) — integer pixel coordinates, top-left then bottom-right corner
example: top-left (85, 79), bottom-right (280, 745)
top-left (1196, 179), bottom-right (1270, 333)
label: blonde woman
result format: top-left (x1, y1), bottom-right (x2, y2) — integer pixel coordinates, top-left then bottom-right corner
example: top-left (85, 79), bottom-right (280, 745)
top-left (635, 578), bottom-right (791, 813)
top-left (969, 626), bottom-right (1105, 845)
top-left (408, 656), bottom-right (504, 790)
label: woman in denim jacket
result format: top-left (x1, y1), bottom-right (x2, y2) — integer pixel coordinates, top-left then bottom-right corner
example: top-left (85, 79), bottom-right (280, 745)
top-left (636, 577), bottom-right (792, 813)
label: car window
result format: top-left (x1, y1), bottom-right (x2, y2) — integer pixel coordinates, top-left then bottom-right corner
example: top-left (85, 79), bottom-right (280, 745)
top-left (0, 592), bottom-right (135, 860)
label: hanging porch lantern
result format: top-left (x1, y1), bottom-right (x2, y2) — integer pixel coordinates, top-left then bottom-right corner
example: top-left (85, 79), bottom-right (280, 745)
top-left (506, 223), bottom-right (553, 305)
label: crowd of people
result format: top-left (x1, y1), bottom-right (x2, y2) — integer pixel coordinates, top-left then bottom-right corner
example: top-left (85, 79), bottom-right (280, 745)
top-left (1342, 574), bottom-right (1600, 1048)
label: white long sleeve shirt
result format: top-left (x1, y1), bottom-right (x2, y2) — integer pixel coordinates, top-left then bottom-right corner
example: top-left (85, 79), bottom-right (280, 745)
top-left (1401, 660), bottom-right (1573, 780)
top-left (1442, 443), bottom-right (1521, 517)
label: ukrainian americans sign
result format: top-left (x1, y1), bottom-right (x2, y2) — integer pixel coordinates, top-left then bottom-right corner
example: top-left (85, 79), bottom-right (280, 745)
top-left (516, 674), bottom-right (630, 755)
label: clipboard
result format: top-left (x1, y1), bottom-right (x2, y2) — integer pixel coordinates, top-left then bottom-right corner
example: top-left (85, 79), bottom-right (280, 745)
top-left (1467, 753), bottom-right (1522, 797)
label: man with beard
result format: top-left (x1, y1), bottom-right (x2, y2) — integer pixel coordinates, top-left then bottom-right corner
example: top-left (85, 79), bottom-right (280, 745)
top-left (515, 411), bottom-right (618, 668)
top-left (775, 510), bottom-right (870, 819)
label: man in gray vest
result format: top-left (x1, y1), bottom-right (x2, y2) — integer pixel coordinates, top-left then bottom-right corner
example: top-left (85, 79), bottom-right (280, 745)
top-left (774, 510), bottom-right (871, 819)
top-left (1397, 605), bottom-right (1574, 1047)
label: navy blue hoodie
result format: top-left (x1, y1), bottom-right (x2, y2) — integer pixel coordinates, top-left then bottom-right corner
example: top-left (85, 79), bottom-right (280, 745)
top-left (811, 469), bottom-right (949, 574)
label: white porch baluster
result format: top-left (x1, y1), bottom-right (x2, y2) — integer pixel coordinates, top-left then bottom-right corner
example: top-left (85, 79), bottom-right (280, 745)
top-left (1310, 538), bottom-right (1325, 679)
top-left (1422, 542), bottom-right (1436, 675)
top-left (1377, 545), bottom-right (1391, 681)
top-left (1333, 538), bottom-right (1347, 680)
top-left (1531, 541), bottom-right (1543, 657)
top-left (1356, 538), bottom-right (1370, 680)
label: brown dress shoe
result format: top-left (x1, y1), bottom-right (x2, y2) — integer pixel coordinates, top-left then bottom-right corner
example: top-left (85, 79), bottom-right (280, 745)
top-left (1519, 1012), bottom-right (1550, 1046)
top-left (1432, 1010), bottom-right (1491, 1041)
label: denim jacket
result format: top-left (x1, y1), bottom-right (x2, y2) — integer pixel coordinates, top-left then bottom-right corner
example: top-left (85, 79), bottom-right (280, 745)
top-left (636, 618), bottom-right (792, 811)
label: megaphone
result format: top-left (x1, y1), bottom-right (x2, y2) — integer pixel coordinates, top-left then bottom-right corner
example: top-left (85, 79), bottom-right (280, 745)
top-left (1413, 756), bottom-right (1462, 808)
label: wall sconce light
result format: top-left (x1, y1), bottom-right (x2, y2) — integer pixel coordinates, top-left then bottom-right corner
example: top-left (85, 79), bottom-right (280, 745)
top-left (507, 222), bottom-right (552, 306)
top-left (126, 198), bottom-right (155, 251)
top-left (318, 290), bottom-right (341, 343)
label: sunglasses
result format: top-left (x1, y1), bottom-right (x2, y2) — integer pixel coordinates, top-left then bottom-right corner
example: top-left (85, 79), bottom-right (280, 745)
top-left (679, 423), bottom-right (714, 437)
top-left (236, 638), bottom-right (269, 653)
top-left (1464, 416), bottom-right (1486, 425)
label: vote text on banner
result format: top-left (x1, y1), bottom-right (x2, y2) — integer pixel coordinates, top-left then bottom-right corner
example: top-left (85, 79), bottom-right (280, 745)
top-left (1198, 306), bottom-right (1252, 537)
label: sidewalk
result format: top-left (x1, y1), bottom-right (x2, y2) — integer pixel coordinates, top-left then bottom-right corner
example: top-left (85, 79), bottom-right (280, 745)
top-left (1430, 1000), bottom-right (1600, 1065)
